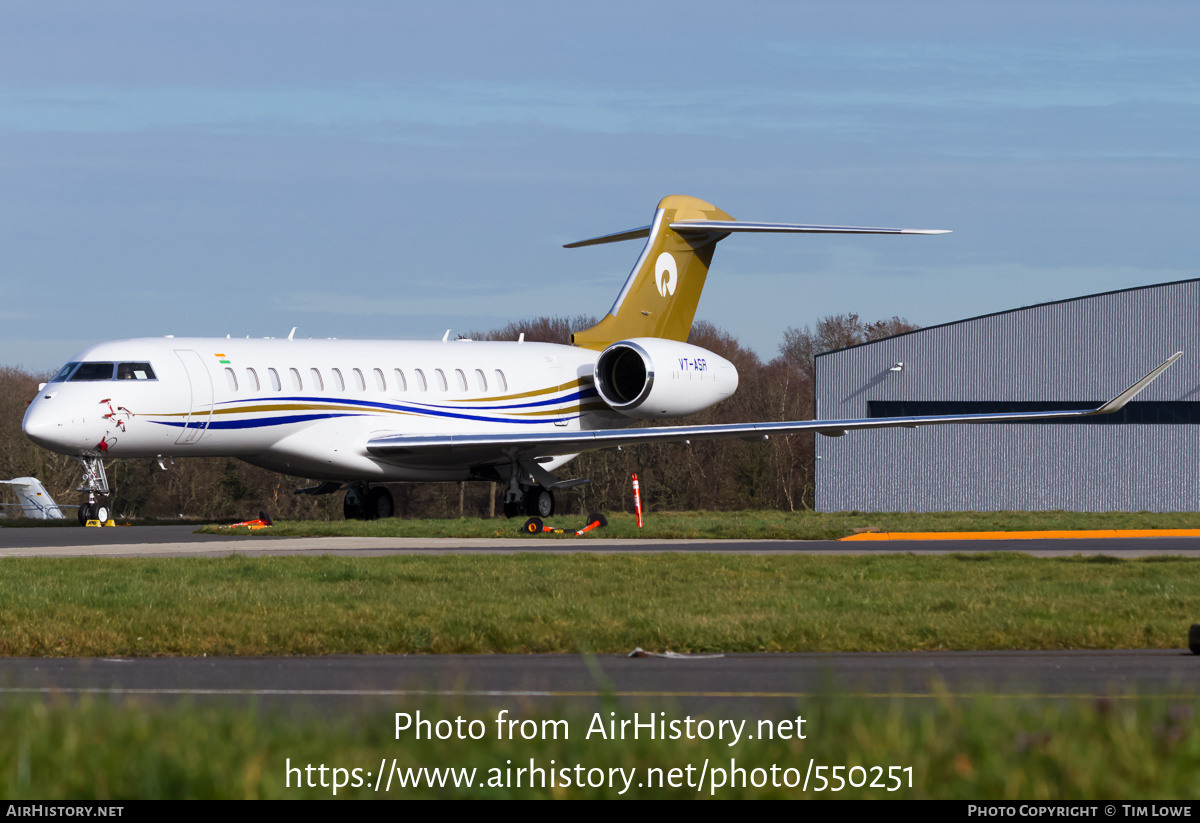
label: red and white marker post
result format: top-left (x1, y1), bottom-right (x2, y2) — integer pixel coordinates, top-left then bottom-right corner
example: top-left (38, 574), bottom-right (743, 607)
top-left (631, 473), bottom-right (643, 528)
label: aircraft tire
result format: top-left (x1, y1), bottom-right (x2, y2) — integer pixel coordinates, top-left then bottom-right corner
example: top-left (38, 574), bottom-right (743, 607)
top-left (78, 503), bottom-right (92, 526)
top-left (502, 500), bottom-right (523, 519)
top-left (343, 492), bottom-right (364, 520)
top-left (365, 487), bottom-right (394, 520)
top-left (524, 487), bottom-right (554, 518)
top-left (94, 503), bottom-right (110, 524)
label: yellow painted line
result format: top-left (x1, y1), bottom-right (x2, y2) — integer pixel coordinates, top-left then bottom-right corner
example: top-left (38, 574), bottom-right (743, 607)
top-left (840, 529), bottom-right (1200, 542)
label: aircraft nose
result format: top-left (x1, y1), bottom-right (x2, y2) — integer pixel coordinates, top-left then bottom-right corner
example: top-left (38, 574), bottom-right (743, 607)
top-left (22, 395), bottom-right (78, 453)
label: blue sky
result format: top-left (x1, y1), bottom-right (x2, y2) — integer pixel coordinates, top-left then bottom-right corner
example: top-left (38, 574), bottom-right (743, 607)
top-left (2, 1), bottom-right (1198, 371)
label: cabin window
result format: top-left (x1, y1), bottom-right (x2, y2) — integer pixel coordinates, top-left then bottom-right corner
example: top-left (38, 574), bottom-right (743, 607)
top-left (70, 362), bottom-right (114, 381)
top-left (49, 362), bottom-right (80, 382)
top-left (310, 368), bottom-right (324, 392)
top-left (394, 368), bottom-right (407, 392)
top-left (331, 368), bottom-right (345, 392)
top-left (475, 369), bottom-right (487, 392)
top-left (434, 369), bottom-right (448, 392)
top-left (290, 368), bottom-right (302, 390)
top-left (225, 368), bottom-right (238, 392)
top-left (494, 369), bottom-right (508, 392)
top-left (455, 369), bottom-right (468, 392)
top-left (352, 368), bottom-right (366, 391)
top-left (268, 368), bottom-right (281, 392)
top-left (246, 368), bottom-right (260, 391)
top-left (374, 368), bottom-right (386, 391)
top-left (117, 362), bottom-right (156, 380)
top-left (414, 369), bottom-right (427, 392)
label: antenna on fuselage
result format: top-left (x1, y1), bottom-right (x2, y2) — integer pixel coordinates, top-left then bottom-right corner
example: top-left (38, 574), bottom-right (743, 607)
top-left (288, 327), bottom-right (296, 341)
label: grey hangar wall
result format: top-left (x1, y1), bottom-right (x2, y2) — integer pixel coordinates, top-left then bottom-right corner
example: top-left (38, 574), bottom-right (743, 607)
top-left (813, 279), bottom-right (1198, 512)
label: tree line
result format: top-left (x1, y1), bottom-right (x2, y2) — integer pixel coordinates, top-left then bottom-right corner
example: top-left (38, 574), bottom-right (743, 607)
top-left (0, 314), bottom-right (916, 520)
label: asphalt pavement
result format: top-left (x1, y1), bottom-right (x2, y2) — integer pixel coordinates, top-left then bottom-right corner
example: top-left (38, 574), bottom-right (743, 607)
top-left (3, 524), bottom-right (1200, 557)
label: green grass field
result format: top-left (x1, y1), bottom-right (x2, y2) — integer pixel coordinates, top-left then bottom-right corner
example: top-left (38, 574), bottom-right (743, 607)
top-left (5, 517), bottom-right (1199, 799)
top-left (1, 553), bottom-right (1197, 656)
top-left (196, 510), bottom-right (1200, 540)
top-left (1, 694), bottom-right (1196, 798)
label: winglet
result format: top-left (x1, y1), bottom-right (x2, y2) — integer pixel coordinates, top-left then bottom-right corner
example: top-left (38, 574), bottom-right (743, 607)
top-left (1093, 352), bottom-right (1183, 414)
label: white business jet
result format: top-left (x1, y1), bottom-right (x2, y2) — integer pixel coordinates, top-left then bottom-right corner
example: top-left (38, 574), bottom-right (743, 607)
top-left (22, 195), bottom-right (1181, 525)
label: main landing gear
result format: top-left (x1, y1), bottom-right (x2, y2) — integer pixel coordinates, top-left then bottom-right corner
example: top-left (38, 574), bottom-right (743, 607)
top-left (74, 453), bottom-right (111, 525)
top-left (342, 483), bottom-right (395, 521)
top-left (501, 462), bottom-right (555, 519)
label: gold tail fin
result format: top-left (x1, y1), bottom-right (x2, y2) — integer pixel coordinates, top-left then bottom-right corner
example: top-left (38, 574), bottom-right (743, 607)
top-left (570, 195), bottom-right (734, 350)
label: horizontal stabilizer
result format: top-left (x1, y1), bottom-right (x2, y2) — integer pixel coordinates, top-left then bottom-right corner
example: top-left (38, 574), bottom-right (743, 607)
top-left (563, 226), bottom-right (652, 248)
top-left (670, 220), bottom-right (950, 236)
top-left (564, 221), bottom-right (949, 247)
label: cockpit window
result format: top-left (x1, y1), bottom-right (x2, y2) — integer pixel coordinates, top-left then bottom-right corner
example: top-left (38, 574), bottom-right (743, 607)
top-left (69, 362), bottom-right (114, 381)
top-left (49, 362), bottom-right (80, 382)
top-left (117, 362), bottom-right (156, 380)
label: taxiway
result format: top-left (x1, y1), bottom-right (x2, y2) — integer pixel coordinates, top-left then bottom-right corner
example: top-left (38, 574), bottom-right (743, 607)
top-left (3, 525), bottom-right (1200, 558)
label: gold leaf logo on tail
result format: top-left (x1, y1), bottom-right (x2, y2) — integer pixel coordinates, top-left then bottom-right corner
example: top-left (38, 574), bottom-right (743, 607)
top-left (655, 252), bottom-right (677, 297)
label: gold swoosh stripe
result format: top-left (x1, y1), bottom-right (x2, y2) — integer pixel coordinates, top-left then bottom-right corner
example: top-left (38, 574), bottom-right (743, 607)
top-left (471, 377), bottom-right (584, 403)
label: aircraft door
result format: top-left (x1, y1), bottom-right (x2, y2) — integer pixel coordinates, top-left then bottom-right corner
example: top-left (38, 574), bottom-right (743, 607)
top-left (174, 349), bottom-right (214, 445)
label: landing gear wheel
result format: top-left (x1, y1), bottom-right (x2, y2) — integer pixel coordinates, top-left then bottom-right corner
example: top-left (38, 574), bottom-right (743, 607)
top-left (364, 487), bottom-right (394, 520)
top-left (343, 491), bottom-right (364, 521)
top-left (522, 517), bottom-right (543, 535)
top-left (523, 487), bottom-right (554, 518)
top-left (503, 500), bottom-right (523, 519)
top-left (78, 502), bottom-right (93, 525)
top-left (94, 503), bottom-right (110, 524)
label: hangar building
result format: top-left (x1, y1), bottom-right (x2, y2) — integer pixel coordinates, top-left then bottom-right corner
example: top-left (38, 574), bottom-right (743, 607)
top-left (813, 279), bottom-right (1197, 512)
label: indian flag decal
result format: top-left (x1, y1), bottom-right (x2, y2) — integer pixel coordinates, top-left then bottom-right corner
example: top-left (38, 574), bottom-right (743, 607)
top-left (215, 353), bottom-right (231, 364)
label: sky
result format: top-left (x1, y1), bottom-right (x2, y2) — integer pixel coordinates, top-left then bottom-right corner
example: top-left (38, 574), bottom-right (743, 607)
top-left (2, 1), bottom-right (1198, 372)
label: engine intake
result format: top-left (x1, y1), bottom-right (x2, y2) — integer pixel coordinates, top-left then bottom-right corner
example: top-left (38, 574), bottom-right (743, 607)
top-left (593, 338), bottom-right (738, 419)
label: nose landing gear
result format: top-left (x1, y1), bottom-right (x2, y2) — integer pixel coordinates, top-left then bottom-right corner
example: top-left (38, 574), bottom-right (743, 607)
top-left (74, 453), bottom-right (111, 525)
top-left (78, 500), bottom-right (111, 526)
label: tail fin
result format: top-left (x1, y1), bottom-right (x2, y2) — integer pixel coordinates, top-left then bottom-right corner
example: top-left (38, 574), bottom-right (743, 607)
top-left (0, 477), bottom-right (66, 519)
top-left (568, 195), bottom-right (949, 351)
top-left (570, 195), bottom-right (734, 350)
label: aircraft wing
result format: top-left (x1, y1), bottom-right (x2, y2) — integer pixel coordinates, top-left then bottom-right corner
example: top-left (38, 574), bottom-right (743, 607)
top-left (366, 353), bottom-right (1182, 465)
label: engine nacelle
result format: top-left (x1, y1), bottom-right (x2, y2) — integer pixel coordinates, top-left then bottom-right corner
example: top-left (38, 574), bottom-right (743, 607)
top-left (592, 338), bottom-right (739, 419)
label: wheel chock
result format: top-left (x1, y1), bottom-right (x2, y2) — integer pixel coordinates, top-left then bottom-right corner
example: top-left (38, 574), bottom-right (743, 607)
top-left (103, 520), bottom-right (116, 527)
top-left (523, 513), bottom-right (609, 536)
top-left (85, 520), bottom-right (103, 527)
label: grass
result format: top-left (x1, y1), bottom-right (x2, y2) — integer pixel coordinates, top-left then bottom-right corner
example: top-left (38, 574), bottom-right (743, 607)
top-left (196, 509), bottom-right (1200, 540)
top-left (0, 694), bottom-right (1196, 798)
top-left (0, 554), bottom-right (1197, 656)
